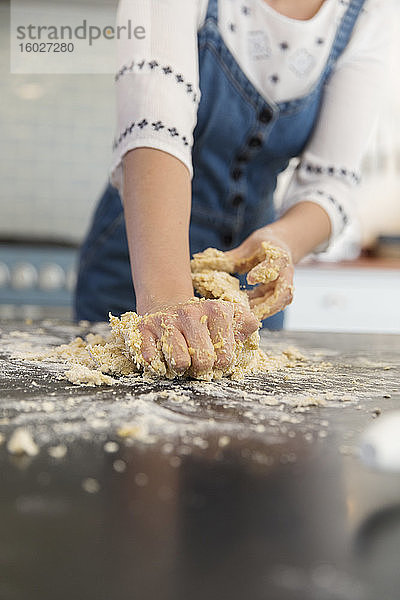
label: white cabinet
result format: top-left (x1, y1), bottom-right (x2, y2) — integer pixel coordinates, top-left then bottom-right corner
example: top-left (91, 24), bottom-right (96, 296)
top-left (285, 266), bottom-right (400, 333)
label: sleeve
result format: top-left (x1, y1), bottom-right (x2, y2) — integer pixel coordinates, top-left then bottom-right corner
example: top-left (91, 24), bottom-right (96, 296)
top-left (278, 0), bottom-right (396, 253)
top-left (109, 0), bottom-right (203, 195)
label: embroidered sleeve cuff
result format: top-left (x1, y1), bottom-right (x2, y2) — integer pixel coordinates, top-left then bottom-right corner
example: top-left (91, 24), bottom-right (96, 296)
top-left (278, 152), bottom-right (361, 253)
top-left (278, 187), bottom-right (354, 254)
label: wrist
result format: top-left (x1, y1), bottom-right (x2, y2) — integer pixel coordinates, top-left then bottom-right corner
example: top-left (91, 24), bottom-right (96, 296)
top-left (268, 202), bottom-right (332, 264)
top-left (136, 284), bottom-right (194, 315)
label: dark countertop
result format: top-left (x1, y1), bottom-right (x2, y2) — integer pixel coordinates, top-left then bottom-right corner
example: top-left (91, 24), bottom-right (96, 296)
top-left (0, 322), bottom-right (399, 600)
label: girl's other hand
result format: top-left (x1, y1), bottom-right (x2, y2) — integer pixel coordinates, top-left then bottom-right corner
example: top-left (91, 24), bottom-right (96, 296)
top-left (224, 229), bottom-right (295, 321)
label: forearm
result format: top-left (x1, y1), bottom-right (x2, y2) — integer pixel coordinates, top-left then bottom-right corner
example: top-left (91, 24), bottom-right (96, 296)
top-left (122, 147), bottom-right (193, 314)
top-left (267, 201), bottom-right (332, 264)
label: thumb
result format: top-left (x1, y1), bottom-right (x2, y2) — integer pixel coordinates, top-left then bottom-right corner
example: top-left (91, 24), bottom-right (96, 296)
top-left (232, 303), bottom-right (260, 342)
top-left (225, 242), bottom-right (269, 275)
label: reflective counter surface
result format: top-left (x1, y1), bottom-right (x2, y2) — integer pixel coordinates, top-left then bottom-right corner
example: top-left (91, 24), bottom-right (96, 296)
top-left (1, 323), bottom-right (399, 600)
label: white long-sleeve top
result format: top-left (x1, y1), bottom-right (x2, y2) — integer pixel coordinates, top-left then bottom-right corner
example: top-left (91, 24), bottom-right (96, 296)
top-left (110, 0), bottom-right (395, 251)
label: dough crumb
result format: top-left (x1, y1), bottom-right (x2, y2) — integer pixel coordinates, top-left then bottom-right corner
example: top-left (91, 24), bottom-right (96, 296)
top-left (82, 477), bottom-right (101, 493)
top-left (64, 365), bottom-right (117, 386)
top-left (48, 444), bottom-right (67, 459)
top-left (113, 459), bottom-right (127, 473)
top-left (104, 441), bottom-right (119, 453)
top-left (218, 435), bottom-right (231, 448)
top-left (134, 472), bottom-right (149, 487)
top-left (7, 428), bottom-right (39, 456)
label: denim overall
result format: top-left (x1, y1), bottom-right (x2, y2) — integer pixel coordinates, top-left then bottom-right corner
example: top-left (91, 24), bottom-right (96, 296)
top-left (74, 0), bottom-right (365, 328)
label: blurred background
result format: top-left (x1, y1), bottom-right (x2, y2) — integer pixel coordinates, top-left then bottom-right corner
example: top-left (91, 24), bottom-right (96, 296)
top-left (1, 0), bottom-right (399, 331)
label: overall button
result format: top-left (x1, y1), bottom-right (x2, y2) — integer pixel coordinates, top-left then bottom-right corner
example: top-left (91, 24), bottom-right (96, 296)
top-left (231, 194), bottom-right (244, 208)
top-left (222, 233), bottom-right (233, 246)
top-left (231, 167), bottom-right (243, 180)
top-left (258, 107), bottom-right (273, 124)
top-left (248, 134), bottom-right (263, 148)
top-left (236, 152), bottom-right (249, 163)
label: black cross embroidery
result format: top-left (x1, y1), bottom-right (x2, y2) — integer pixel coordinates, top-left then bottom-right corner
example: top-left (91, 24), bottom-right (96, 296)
top-left (114, 121), bottom-right (192, 151)
top-left (148, 60), bottom-right (159, 69)
top-left (270, 74), bottom-right (279, 84)
top-left (304, 162), bottom-right (359, 183)
top-left (241, 6), bottom-right (250, 15)
top-left (316, 38), bottom-right (325, 45)
top-left (229, 23), bottom-right (236, 32)
top-left (186, 83), bottom-right (193, 93)
top-left (152, 121), bottom-right (164, 131)
top-left (315, 190), bottom-right (348, 226)
top-left (137, 59), bottom-right (145, 69)
top-left (162, 65), bottom-right (172, 75)
top-left (280, 41), bottom-right (289, 51)
top-left (176, 74), bottom-right (184, 83)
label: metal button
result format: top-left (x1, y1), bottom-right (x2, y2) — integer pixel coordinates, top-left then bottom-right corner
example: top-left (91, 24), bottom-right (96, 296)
top-left (248, 135), bottom-right (263, 148)
top-left (11, 263), bottom-right (38, 290)
top-left (38, 264), bottom-right (66, 291)
top-left (258, 107), bottom-right (273, 123)
top-left (232, 194), bottom-right (244, 207)
top-left (231, 167), bottom-right (243, 180)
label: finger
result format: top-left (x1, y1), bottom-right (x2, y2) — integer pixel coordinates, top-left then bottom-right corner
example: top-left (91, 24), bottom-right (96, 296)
top-left (226, 245), bottom-right (267, 275)
top-left (138, 321), bottom-right (167, 375)
top-left (178, 304), bottom-right (216, 376)
top-left (204, 300), bottom-right (235, 370)
top-left (249, 288), bottom-right (275, 306)
top-left (246, 281), bottom-right (275, 301)
top-left (140, 326), bottom-right (159, 364)
top-left (191, 247), bottom-right (236, 274)
top-left (152, 315), bottom-right (191, 376)
top-left (247, 256), bottom-right (289, 285)
top-left (251, 278), bottom-right (294, 321)
top-left (160, 327), bottom-right (191, 375)
top-left (232, 303), bottom-right (260, 343)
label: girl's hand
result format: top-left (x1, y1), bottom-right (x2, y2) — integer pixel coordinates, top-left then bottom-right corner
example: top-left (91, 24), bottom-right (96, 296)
top-left (138, 298), bottom-right (259, 377)
top-left (224, 229), bottom-right (295, 321)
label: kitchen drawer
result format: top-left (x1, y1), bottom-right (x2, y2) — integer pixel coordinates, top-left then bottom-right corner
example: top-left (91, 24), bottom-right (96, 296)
top-left (285, 267), bottom-right (400, 333)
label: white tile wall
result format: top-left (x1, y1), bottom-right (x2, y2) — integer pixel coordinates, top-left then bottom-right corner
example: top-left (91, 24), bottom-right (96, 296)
top-left (0, 1), bottom-right (117, 245)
